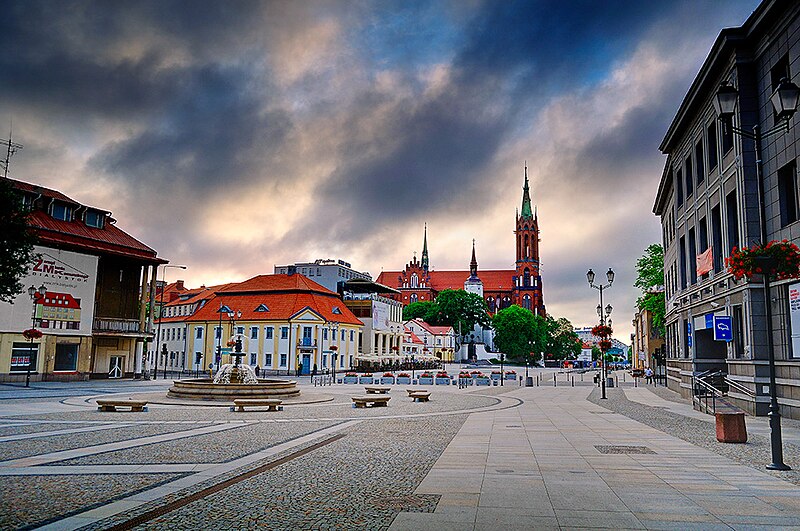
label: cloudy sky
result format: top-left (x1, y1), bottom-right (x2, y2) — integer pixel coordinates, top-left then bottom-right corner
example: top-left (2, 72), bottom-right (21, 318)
top-left (2, 0), bottom-right (760, 340)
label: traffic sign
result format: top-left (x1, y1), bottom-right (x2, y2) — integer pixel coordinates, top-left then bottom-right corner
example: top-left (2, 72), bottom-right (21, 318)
top-left (714, 316), bottom-right (733, 342)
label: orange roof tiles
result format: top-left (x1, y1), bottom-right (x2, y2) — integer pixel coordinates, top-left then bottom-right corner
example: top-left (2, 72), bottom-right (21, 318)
top-left (219, 274), bottom-right (336, 295)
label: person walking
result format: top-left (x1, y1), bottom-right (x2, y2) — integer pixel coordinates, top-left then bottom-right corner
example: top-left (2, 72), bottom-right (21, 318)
top-left (255, 365), bottom-right (261, 377)
top-left (645, 367), bottom-right (653, 384)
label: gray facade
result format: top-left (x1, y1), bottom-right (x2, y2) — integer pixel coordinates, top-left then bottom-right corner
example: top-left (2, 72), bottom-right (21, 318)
top-left (274, 259), bottom-right (371, 293)
top-left (654, 0), bottom-right (800, 417)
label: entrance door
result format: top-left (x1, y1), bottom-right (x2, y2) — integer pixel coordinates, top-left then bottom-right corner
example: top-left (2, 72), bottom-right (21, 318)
top-left (302, 353), bottom-right (311, 375)
top-left (109, 356), bottom-right (124, 378)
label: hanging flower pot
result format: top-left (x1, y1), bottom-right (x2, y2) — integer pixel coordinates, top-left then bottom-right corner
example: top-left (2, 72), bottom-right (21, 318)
top-left (591, 324), bottom-right (613, 338)
top-left (725, 241), bottom-right (800, 281)
top-left (22, 328), bottom-right (43, 340)
top-left (598, 339), bottom-right (612, 351)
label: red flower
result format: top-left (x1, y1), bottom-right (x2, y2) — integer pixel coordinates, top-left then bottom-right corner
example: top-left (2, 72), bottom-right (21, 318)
top-left (22, 328), bottom-right (43, 340)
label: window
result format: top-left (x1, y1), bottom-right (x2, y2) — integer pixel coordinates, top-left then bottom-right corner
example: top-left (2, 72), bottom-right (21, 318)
top-left (265, 353), bottom-right (272, 366)
top-left (711, 205), bottom-right (723, 273)
top-left (410, 294), bottom-right (418, 303)
top-left (322, 329), bottom-right (328, 340)
top-left (523, 268), bottom-right (531, 287)
top-left (10, 342), bottom-right (38, 372)
top-left (215, 327), bottom-right (222, 339)
top-left (332, 306), bottom-right (342, 314)
top-left (250, 327), bottom-right (258, 340)
top-left (255, 304), bottom-right (269, 312)
top-left (54, 343), bottom-right (78, 371)
top-left (280, 327), bottom-right (288, 340)
top-left (695, 140), bottom-right (704, 184)
top-left (726, 190), bottom-right (740, 253)
top-left (196, 327), bottom-right (203, 339)
top-left (350, 330), bottom-right (354, 341)
top-left (410, 273), bottom-right (419, 288)
top-left (698, 217), bottom-right (708, 253)
top-left (51, 202), bottom-right (72, 221)
top-left (280, 353), bottom-right (287, 366)
top-left (522, 294), bottom-right (531, 310)
top-left (265, 326), bottom-right (273, 339)
top-left (778, 160), bottom-right (798, 227)
top-left (341, 329), bottom-right (346, 341)
top-left (250, 353), bottom-right (257, 365)
top-left (688, 227), bottom-right (697, 284)
top-left (236, 326), bottom-right (244, 336)
top-left (732, 305), bottom-right (744, 358)
top-left (707, 122), bottom-right (718, 171)
top-left (85, 210), bottom-right (104, 228)
top-left (676, 169), bottom-right (684, 206)
top-left (685, 155), bottom-right (693, 196)
top-left (679, 236), bottom-right (687, 289)
top-left (721, 118), bottom-right (733, 154)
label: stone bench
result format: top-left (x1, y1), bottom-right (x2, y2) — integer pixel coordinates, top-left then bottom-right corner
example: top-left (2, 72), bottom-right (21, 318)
top-left (352, 396), bottom-right (390, 408)
top-left (231, 398), bottom-right (283, 412)
top-left (96, 399), bottom-right (147, 412)
top-left (409, 391), bottom-right (431, 402)
top-left (364, 386), bottom-right (391, 394)
top-left (406, 389), bottom-right (421, 397)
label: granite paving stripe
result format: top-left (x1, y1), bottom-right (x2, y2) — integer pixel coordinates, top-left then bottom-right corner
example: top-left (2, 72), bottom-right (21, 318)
top-left (0, 422), bottom-right (245, 467)
top-left (0, 464), bottom-right (214, 475)
top-left (0, 422), bottom-right (133, 442)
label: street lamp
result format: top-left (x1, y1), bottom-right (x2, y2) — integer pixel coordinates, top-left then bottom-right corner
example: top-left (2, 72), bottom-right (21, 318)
top-left (25, 284), bottom-right (46, 387)
top-left (712, 76), bottom-right (800, 471)
top-left (587, 267), bottom-right (614, 399)
top-left (152, 264), bottom-right (187, 380)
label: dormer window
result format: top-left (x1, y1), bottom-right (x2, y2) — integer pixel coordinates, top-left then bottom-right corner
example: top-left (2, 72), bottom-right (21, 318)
top-left (332, 306), bottom-right (342, 314)
top-left (218, 304), bottom-right (231, 314)
top-left (254, 304), bottom-right (269, 312)
top-left (85, 209), bottom-right (105, 228)
top-left (51, 202), bottom-right (72, 221)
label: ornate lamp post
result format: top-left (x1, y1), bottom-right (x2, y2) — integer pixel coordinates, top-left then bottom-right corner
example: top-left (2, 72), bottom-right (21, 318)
top-left (24, 284), bottom-right (47, 388)
top-left (713, 76), bottom-right (800, 471)
top-left (587, 268), bottom-right (614, 399)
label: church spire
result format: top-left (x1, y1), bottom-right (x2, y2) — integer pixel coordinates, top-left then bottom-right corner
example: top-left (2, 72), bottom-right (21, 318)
top-left (421, 223), bottom-right (429, 272)
top-left (520, 162), bottom-right (533, 219)
top-left (469, 239), bottom-right (478, 278)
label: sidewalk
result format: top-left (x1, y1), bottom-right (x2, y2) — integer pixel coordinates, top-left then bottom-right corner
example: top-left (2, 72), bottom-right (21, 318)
top-left (391, 386), bottom-right (800, 530)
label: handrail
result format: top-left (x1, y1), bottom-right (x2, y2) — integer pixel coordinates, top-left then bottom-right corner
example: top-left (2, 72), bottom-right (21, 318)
top-left (724, 376), bottom-right (756, 398)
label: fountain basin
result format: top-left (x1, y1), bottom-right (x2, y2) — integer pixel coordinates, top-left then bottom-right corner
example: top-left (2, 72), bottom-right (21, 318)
top-left (167, 378), bottom-right (300, 401)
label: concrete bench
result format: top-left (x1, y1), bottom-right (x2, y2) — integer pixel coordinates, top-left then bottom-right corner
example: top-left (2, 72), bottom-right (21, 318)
top-left (406, 389), bottom-right (421, 397)
top-left (352, 395), bottom-right (391, 408)
top-left (364, 386), bottom-right (391, 394)
top-left (231, 398), bottom-right (283, 412)
top-left (409, 391), bottom-right (431, 402)
top-left (96, 399), bottom-right (147, 412)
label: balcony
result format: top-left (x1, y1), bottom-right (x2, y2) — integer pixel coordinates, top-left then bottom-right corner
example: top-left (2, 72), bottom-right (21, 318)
top-left (297, 338), bottom-right (318, 348)
top-left (93, 318), bottom-right (143, 335)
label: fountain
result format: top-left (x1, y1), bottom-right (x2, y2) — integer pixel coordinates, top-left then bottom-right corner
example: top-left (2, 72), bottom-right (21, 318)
top-left (168, 337), bottom-right (300, 401)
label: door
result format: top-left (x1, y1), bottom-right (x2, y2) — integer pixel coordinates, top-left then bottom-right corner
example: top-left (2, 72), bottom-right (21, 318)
top-left (302, 353), bottom-right (311, 375)
top-left (109, 356), bottom-right (124, 378)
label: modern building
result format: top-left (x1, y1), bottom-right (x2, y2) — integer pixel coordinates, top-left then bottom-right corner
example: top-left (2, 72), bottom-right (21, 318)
top-left (274, 259), bottom-right (371, 293)
top-left (0, 178), bottom-right (164, 381)
top-left (339, 279), bottom-right (405, 366)
top-left (376, 166), bottom-right (546, 317)
top-left (653, 0), bottom-right (800, 416)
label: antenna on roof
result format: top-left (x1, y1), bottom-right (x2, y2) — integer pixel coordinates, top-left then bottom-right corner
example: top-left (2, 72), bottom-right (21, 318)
top-left (1, 122), bottom-right (23, 178)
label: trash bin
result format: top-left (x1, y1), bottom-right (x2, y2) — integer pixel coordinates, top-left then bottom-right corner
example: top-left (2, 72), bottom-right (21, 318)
top-left (606, 376), bottom-right (615, 388)
top-left (525, 376), bottom-right (533, 387)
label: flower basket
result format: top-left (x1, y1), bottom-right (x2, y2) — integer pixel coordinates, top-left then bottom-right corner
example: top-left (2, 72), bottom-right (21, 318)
top-left (396, 375), bottom-right (412, 384)
top-left (475, 376), bottom-right (491, 386)
top-left (726, 241), bottom-right (800, 280)
top-left (591, 325), bottom-right (613, 338)
top-left (380, 373), bottom-right (395, 385)
top-left (598, 340), bottom-right (612, 351)
top-left (22, 328), bottom-right (43, 340)
top-left (435, 372), bottom-right (451, 385)
top-left (359, 374), bottom-right (374, 384)
top-left (418, 372), bottom-right (434, 385)
top-left (506, 372), bottom-right (517, 380)
top-left (343, 372), bottom-right (358, 384)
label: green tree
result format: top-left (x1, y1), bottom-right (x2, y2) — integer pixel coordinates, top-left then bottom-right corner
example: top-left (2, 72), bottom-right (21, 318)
top-left (635, 244), bottom-right (666, 337)
top-left (403, 301), bottom-right (438, 322)
top-left (0, 179), bottom-right (36, 303)
top-left (492, 305), bottom-right (547, 364)
top-left (544, 316), bottom-right (582, 361)
top-left (430, 289), bottom-right (491, 332)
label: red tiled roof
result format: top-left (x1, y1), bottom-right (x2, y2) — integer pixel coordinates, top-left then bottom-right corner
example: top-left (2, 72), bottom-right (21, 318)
top-left (377, 269), bottom-right (516, 292)
top-left (406, 330), bottom-right (424, 344)
top-left (219, 274), bottom-right (336, 295)
top-left (35, 292), bottom-right (81, 309)
top-left (8, 178), bottom-right (163, 263)
top-left (408, 318), bottom-right (453, 335)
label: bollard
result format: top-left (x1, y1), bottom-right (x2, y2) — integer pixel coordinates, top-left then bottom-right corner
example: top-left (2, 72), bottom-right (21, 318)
top-left (554, 375), bottom-right (557, 387)
top-left (581, 373), bottom-right (584, 382)
top-left (571, 376), bottom-right (574, 387)
top-left (623, 372), bottom-right (626, 382)
top-left (536, 375), bottom-right (539, 387)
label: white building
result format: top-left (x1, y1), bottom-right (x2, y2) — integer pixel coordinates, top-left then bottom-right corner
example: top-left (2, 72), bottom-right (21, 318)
top-left (274, 259), bottom-right (371, 293)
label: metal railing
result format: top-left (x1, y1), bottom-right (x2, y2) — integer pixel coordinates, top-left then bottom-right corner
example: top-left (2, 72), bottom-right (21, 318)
top-left (692, 370), bottom-right (756, 414)
top-left (93, 318), bottom-right (142, 333)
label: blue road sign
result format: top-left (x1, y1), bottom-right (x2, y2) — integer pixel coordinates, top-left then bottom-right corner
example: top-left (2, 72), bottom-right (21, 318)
top-left (705, 314), bottom-right (714, 329)
top-left (687, 322), bottom-right (692, 347)
top-left (714, 316), bottom-right (733, 342)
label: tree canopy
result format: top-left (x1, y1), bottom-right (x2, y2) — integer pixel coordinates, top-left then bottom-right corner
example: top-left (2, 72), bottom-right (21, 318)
top-left (402, 301), bottom-right (437, 322)
top-left (544, 316), bottom-right (582, 361)
top-left (635, 243), bottom-right (665, 337)
top-left (491, 305), bottom-right (546, 364)
top-left (0, 179), bottom-right (36, 303)
top-left (403, 289), bottom-right (490, 334)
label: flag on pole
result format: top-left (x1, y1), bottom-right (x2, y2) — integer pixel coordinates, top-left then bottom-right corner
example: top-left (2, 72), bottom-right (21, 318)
top-left (696, 247), bottom-right (713, 276)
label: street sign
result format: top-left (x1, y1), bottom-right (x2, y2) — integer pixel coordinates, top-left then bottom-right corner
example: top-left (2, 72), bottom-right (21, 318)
top-left (687, 322), bottom-right (692, 347)
top-left (705, 313), bottom-right (714, 329)
top-left (714, 316), bottom-right (733, 342)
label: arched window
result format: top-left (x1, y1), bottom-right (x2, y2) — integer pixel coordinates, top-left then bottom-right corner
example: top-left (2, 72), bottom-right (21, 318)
top-left (524, 235), bottom-right (530, 258)
top-left (410, 293), bottom-right (418, 303)
top-left (523, 268), bottom-right (531, 287)
top-left (411, 273), bottom-right (418, 288)
top-left (487, 297), bottom-right (496, 312)
top-left (522, 295), bottom-right (532, 310)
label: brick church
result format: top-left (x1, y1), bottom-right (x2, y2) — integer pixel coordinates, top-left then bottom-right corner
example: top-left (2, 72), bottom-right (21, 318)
top-left (376, 167), bottom-right (545, 316)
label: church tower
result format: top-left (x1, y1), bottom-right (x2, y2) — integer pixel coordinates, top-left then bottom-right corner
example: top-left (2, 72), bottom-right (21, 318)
top-left (421, 223), bottom-right (429, 273)
top-left (514, 164), bottom-right (545, 315)
top-left (464, 239), bottom-right (484, 297)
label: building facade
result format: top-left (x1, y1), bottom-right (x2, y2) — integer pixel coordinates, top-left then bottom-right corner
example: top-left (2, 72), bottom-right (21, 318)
top-left (653, 0), bottom-right (800, 416)
top-left (376, 167), bottom-right (546, 317)
top-left (274, 259), bottom-right (371, 293)
top-left (632, 306), bottom-right (666, 373)
top-left (0, 178), bottom-right (163, 381)
top-left (403, 318), bottom-right (457, 362)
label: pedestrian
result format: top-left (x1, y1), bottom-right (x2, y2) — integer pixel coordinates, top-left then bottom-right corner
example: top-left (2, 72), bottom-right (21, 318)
top-left (645, 367), bottom-right (653, 384)
top-left (255, 365), bottom-right (260, 377)
top-left (312, 363), bottom-right (318, 377)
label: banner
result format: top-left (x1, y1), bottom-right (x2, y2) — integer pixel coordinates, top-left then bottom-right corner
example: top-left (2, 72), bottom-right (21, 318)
top-left (372, 300), bottom-right (390, 331)
top-left (790, 282), bottom-right (800, 358)
top-left (0, 245), bottom-right (98, 336)
top-left (696, 247), bottom-right (713, 276)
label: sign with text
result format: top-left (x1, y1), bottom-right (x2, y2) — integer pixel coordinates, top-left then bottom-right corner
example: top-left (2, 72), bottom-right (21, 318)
top-left (0, 245), bottom-right (98, 336)
top-left (713, 316), bottom-right (733, 342)
top-left (790, 282), bottom-right (800, 358)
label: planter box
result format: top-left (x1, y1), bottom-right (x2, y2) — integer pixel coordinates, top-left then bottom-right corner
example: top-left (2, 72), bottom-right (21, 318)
top-left (475, 378), bottom-right (491, 386)
top-left (380, 377), bottom-right (395, 385)
top-left (396, 377), bottom-right (412, 385)
top-left (418, 377), bottom-right (434, 385)
top-left (490, 373), bottom-right (501, 380)
top-left (343, 377), bottom-right (358, 384)
top-left (359, 377), bottom-right (374, 385)
top-left (506, 374), bottom-right (517, 380)
top-left (435, 377), bottom-right (451, 385)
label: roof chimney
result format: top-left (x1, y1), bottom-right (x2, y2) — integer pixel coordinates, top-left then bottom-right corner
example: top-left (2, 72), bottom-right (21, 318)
top-left (176, 280), bottom-right (184, 290)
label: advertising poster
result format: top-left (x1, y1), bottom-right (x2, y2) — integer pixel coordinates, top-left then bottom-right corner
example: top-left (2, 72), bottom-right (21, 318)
top-left (0, 245), bottom-right (98, 336)
top-left (790, 282), bottom-right (800, 358)
top-left (372, 300), bottom-right (390, 331)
